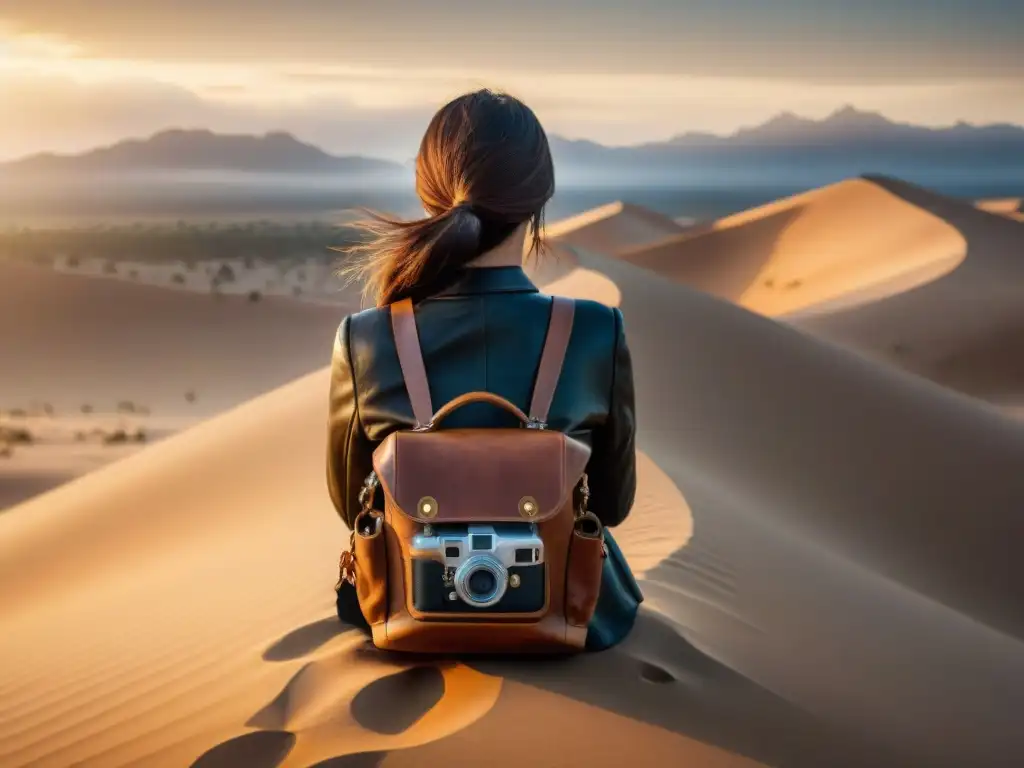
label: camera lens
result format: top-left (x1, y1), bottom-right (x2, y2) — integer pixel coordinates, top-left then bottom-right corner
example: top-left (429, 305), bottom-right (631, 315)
top-left (467, 569), bottom-right (497, 597)
top-left (453, 555), bottom-right (508, 608)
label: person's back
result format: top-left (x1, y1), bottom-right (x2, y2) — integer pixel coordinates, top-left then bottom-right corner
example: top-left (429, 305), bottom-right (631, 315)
top-left (327, 89), bottom-right (642, 652)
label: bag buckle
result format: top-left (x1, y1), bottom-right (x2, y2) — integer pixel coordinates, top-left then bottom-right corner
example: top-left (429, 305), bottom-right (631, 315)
top-left (336, 530), bottom-right (357, 589)
top-left (575, 473), bottom-right (590, 519)
top-left (357, 471), bottom-right (379, 511)
top-left (338, 471), bottom-right (380, 591)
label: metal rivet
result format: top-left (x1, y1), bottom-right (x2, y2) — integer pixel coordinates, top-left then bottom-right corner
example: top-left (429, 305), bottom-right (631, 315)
top-left (519, 496), bottom-right (539, 518)
top-left (510, 574), bottom-right (521, 588)
top-left (448, 591), bottom-right (458, 601)
top-left (418, 496), bottom-right (438, 518)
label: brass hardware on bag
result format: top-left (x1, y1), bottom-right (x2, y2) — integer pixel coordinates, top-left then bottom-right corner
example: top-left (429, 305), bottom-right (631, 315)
top-left (575, 473), bottom-right (590, 519)
top-left (358, 471), bottom-right (379, 512)
top-left (338, 470), bottom-right (380, 592)
top-left (418, 496), bottom-right (439, 518)
top-left (518, 496), bottom-right (539, 518)
top-left (510, 574), bottom-right (522, 588)
top-left (335, 529), bottom-right (356, 589)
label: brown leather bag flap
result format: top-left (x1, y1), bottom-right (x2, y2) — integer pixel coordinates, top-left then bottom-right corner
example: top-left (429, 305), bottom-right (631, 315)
top-left (373, 428), bottom-right (591, 524)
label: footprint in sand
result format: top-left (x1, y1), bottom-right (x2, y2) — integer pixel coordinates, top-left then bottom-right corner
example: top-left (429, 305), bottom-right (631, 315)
top-left (639, 661), bottom-right (676, 684)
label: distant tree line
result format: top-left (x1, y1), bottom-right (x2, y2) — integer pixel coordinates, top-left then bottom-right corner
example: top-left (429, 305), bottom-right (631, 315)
top-left (0, 220), bottom-right (366, 265)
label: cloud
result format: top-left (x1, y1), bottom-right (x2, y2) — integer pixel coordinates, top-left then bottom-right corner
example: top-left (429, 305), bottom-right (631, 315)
top-left (2, 0), bottom-right (1024, 81)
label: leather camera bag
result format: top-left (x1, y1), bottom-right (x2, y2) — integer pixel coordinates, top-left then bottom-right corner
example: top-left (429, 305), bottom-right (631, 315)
top-left (337, 295), bottom-right (606, 653)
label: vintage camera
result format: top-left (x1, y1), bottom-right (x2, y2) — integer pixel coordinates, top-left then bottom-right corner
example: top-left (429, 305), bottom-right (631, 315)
top-left (408, 523), bottom-right (546, 614)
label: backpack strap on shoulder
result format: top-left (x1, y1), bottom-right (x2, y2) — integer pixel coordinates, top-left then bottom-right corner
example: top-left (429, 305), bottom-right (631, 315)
top-left (390, 298), bottom-right (434, 428)
top-left (528, 296), bottom-right (575, 427)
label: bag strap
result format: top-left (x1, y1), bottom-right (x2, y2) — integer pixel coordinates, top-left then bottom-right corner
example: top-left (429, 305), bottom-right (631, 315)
top-left (390, 298), bottom-right (434, 428)
top-left (390, 294), bottom-right (574, 429)
top-left (528, 296), bottom-right (575, 426)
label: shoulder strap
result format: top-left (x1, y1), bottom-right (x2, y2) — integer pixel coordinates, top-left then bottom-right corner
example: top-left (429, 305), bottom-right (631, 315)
top-left (390, 298), bottom-right (434, 428)
top-left (529, 296), bottom-right (575, 425)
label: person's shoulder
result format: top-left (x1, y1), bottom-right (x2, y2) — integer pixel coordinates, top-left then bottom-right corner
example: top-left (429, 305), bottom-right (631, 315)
top-left (540, 294), bottom-right (622, 352)
top-left (564, 296), bottom-right (619, 320)
top-left (553, 295), bottom-right (621, 333)
top-left (335, 304), bottom-right (391, 351)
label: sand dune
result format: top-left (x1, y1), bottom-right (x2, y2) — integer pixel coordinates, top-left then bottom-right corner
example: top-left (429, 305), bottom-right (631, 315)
top-left (2, 241), bottom-right (1023, 767)
top-left (545, 200), bottom-right (688, 254)
top-left (616, 177), bottom-right (969, 317)
top-left (976, 197), bottom-right (1024, 221)
top-left (0, 260), bottom-right (348, 417)
top-left (605, 177), bottom-right (1024, 401)
top-left (0, 260), bottom-right (352, 509)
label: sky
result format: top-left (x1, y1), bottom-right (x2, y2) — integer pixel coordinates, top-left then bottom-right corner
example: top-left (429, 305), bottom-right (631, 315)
top-left (1, 0), bottom-right (1022, 161)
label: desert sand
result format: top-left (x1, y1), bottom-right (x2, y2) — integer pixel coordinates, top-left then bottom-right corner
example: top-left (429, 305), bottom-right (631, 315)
top-left (617, 176), bottom-right (1024, 403)
top-left (976, 197), bottom-right (1024, 221)
top-left (0, 260), bottom-right (353, 509)
top-left (544, 200), bottom-right (688, 255)
top-left (2, 179), bottom-right (1024, 767)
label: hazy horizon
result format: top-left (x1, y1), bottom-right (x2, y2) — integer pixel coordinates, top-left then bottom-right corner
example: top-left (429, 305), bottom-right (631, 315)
top-left (3, 1), bottom-right (1023, 161)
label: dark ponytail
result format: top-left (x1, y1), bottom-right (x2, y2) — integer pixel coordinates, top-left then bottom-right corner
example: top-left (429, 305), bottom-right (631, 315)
top-left (339, 90), bottom-right (554, 307)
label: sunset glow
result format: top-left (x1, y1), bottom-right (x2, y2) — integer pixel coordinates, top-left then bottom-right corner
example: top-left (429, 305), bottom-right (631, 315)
top-left (1, 2), bottom-right (1023, 161)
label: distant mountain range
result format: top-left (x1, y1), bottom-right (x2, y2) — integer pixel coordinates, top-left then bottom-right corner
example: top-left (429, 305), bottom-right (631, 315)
top-left (2, 107), bottom-right (1022, 188)
top-left (0, 129), bottom-right (404, 177)
top-left (548, 107), bottom-right (1024, 185)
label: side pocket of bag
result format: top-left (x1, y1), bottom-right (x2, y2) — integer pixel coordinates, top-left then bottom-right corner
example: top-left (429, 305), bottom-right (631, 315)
top-left (565, 511), bottom-right (606, 627)
top-left (353, 510), bottom-right (388, 626)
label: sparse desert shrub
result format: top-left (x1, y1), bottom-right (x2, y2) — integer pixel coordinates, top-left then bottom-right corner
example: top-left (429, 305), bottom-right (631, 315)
top-left (0, 426), bottom-right (33, 444)
top-left (81, 403), bottom-right (93, 414)
top-left (763, 278), bottom-right (775, 288)
top-left (133, 428), bottom-right (147, 443)
top-left (8, 408), bottom-right (26, 418)
top-left (74, 431), bottom-right (86, 442)
top-left (784, 279), bottom-right (803, 290)
top-left (116, 400), bottom-right (137, 414)
top-left (184, 390), bottom-right (197, 404)
top-left (215, 264), bottom-right (236, 283)
top-left (248, 290), bottom-right (262, 303)
top-left (103, 260), bottom-right (118, 275)
top-left (171, 273), bottom-right (186, 285)
top-left (103, 429), bottom-right (129, 445)
top-left (40, 402), bottom-right (54, 416)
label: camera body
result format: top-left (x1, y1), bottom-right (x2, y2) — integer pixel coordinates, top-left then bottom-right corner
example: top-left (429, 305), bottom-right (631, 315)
top-left (408, 523), bottom-right (546, 614)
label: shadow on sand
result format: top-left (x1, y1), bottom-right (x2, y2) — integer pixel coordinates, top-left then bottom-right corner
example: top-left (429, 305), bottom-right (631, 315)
top-left (190, 730), bottom-right (295, 768)
top-left (262, 617), bottom-right (350, 662)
